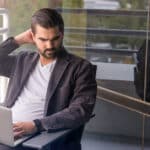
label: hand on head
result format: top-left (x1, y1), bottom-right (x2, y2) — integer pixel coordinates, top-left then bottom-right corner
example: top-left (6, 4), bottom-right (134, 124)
top-left (14, 29), bottom-right (34, 45)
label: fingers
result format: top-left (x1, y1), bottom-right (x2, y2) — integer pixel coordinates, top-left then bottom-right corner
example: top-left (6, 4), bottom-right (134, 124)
top-left (14, 130), bottom-right (24, 140)
top-left (14, 29), bottom-right (34, 45)
top-left (13, 121), bottom-right (37, 139)
top-left (13, 125), bottom-right (23, 132)
top-left (13, 122), bottom-right (25, 139)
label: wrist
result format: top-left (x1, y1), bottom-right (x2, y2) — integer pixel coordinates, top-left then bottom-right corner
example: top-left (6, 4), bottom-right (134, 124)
top-left (33, 119), bottom-right (44, 133)
top-left (14, 35), bottom-right (26, 45)
top-left (31, 121), bottom-right (38, 133)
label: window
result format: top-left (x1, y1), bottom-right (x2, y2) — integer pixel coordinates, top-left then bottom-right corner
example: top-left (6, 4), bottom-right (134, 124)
top-left (0, 0), bottom-right (150, 149)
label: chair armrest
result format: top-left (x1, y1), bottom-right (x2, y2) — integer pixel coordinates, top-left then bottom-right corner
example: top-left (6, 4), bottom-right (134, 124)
top-left (22, 129), bottom-right (71, 150)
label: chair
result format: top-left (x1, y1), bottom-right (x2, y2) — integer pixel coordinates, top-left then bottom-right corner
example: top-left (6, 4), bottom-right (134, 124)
top-left (23, 126), bottom-right (84, 150)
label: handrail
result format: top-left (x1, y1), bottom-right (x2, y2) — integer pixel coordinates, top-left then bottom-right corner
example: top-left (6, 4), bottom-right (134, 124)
top-left (97, 86), bottom-right (150, 117)
top-left (57, 8), bottom-right (148, 17)
top-left (65, 27), bottom-right (150, 38)
top-left (23, 129), bottom-right (71, 149)
top-left (65, 46), bottom-right (138, 55)
top-left (0, 8), bottom-right (8, 14)
top-left (0, 27), bottom-right (8, 34)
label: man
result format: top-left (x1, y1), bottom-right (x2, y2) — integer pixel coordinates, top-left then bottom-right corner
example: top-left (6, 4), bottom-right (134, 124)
top-left (0, 8), bottom-right (97, 150)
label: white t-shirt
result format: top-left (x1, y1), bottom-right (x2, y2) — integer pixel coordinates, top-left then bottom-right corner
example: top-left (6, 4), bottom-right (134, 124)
top-left (12, 59), bottom-right (56, 122)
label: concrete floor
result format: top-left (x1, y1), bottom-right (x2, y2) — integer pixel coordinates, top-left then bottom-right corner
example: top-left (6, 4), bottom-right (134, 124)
top-left (81, 132), bottom-right (150, 150)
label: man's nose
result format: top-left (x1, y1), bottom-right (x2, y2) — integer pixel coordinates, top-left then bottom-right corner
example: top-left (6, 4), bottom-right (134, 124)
top-left (46, 41), bottom-right (54, 49)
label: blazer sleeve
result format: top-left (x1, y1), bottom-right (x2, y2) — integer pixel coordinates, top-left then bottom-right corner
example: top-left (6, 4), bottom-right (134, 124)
top-left (0, 37), bottom-right (19, 77)
top-left (35, 62), bottom-right (97, 132)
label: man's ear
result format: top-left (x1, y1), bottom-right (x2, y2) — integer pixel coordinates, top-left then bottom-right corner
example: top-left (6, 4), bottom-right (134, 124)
top-left (61, 32), bottom-right (64, 37)
top-left (31, 31), bottom-right (35, 41)
top-left (60, 32), bottom-right (64, 40)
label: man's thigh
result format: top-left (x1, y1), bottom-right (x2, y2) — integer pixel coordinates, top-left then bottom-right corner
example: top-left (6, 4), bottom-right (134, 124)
top-left (0, 144), bottom-right (34, 150)
top-left (0, 144), bottom-right (14, 150)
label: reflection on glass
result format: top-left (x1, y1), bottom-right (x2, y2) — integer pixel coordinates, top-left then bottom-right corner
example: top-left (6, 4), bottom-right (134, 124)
top-left (0, 0), bottom-right (150, 149)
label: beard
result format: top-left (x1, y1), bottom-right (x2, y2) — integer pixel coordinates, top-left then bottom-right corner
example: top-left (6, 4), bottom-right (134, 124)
top-left (41, 48), bottom-right (57, 59)
top-left (39, 46), bottom-right (62, 59)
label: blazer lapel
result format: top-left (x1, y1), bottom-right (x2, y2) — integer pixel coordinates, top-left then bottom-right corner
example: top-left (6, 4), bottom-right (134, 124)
top-left (7, 53), bottom-right (39, 107)
top-left (21, 53), bottom-right (39, 86)
top-left (44, 50), bottom-right (70, 115)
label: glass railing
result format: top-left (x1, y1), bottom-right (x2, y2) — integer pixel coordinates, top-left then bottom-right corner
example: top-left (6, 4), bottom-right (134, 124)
top-left (0, 0), bottom-right (150, 149)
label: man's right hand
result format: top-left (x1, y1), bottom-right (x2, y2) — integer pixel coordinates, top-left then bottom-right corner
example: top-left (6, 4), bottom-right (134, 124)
top-left (13, 121), bottom-right (37, 140)
top-left (14, 29), bottom-right (34, 45)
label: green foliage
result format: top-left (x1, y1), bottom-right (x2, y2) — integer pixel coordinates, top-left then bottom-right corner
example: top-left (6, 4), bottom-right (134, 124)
top-left (86, 1), bottom-right (147, 48)
top-left (4, 0), bottom-right (148, 57)
top-left (63, 0), bottom-right (83, 8)
top-left (62, 0), bottom-right (85, 30)
top-left (62, 0), bottom-right (86, 57)
top-left (119, 0), bottom-right (146, 9)
top-left (7, 0), bottom-right (48, 36)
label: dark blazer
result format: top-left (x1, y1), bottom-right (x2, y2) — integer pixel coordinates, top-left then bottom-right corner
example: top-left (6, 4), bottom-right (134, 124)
top-left (0, 37), bottom-right (97, 149)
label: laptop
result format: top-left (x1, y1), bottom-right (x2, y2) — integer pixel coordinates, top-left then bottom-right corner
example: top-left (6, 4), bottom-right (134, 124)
top-left (0, 105), bottom-right (33, 147)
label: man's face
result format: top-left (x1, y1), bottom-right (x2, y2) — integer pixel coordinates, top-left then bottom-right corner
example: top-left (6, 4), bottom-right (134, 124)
top-left (32, 25), bottom-right (63, 59)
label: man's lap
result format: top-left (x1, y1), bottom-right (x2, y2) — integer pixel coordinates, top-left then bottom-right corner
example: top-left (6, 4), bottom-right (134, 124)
top-left (0, 144), bottom-right (15, 150)
top-left (0, 144), bottom-right (34, 150)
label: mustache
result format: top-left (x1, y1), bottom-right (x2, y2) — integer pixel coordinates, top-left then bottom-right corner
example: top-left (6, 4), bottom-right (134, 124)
top-left (44, 48), bottom-right (56, 52)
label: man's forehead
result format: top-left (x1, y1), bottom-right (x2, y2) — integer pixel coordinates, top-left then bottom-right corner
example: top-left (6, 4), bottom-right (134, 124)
top-left (38, 33), bottom-right (61, 41)
top-left (35, 24), bottom-right (59, 32)
top-left (34, 25), bottom-right (61, 37)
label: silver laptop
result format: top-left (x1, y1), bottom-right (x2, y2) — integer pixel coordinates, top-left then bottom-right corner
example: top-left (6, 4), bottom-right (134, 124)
top-left (0, 105), bottom-right (32, 147)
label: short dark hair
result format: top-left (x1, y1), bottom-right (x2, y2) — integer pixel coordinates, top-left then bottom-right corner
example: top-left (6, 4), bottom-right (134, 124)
top-left (31, 8), bottom-right (64, 34)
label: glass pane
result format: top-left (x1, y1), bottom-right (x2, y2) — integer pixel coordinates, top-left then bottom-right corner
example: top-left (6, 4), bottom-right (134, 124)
top-left (53, 0), bottom-right (148, 149)
top-left (145, 116), bottom-right (150, 148)
top-left (142, 0), bottom-right (150, 149)
top-left (0, 0), bottom-right (149, 149)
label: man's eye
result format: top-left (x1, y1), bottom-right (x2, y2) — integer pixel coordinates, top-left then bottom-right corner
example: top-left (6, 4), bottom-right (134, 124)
top-left (51, 36), bottom-right (60, 42)
top-left (40, 39), bottom-right (47, 42)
